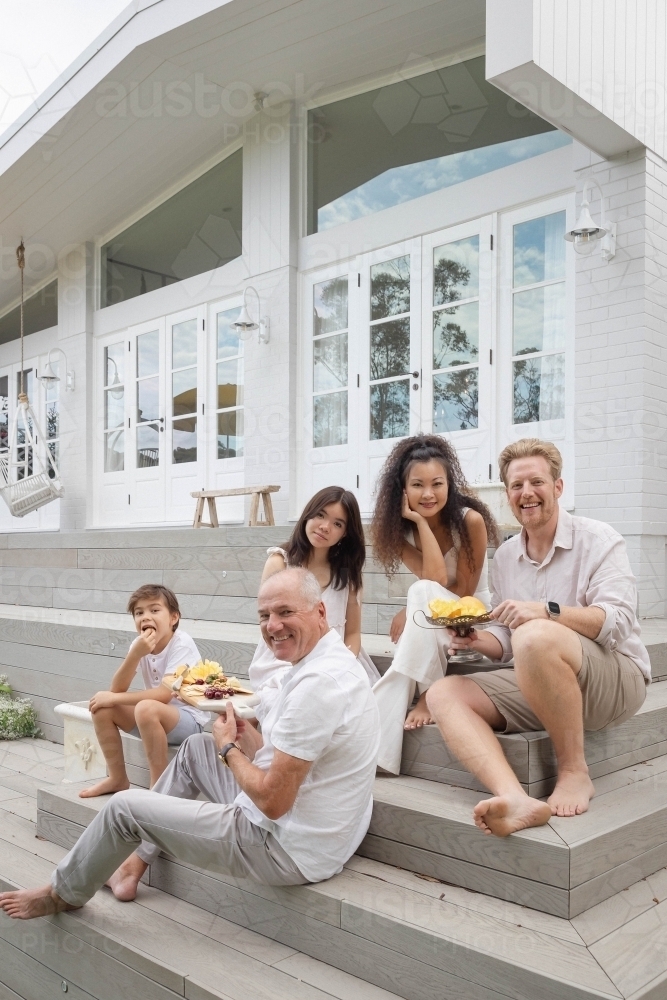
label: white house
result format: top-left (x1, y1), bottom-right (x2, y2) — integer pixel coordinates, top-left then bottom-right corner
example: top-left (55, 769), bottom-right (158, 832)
top-left (0, 0), bottom-right (665, 613)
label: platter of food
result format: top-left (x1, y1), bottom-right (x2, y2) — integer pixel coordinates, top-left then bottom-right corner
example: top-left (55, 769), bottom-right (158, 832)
top-left (413, 596), bottom-right (493, 664)
top-left (163, 660), bottom-right (258, 715)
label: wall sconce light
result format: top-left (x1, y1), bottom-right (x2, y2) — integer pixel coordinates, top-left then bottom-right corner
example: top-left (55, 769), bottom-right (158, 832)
top-left (565, 178), bottom-right (616, 260)
top-left (37, 347), bottom-right (75, 391)
top-left (106, 357), bottom-right (124, 400)
top-left (233, 286), bottom-right (270, 344)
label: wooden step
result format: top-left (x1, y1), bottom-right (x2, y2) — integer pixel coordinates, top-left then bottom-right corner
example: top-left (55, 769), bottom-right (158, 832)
top-left (31, 779), bottom-right (667, 1000)
top-left (402, 677), bottom-right (667, 795)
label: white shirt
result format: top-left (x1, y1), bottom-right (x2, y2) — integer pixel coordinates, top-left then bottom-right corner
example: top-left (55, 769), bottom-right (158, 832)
top-left (136, 629), bottom-right (208, 725)
top-left (236, 629), bottom-right (380, 882)
top-left (486, 509), bottom-right (651, 680)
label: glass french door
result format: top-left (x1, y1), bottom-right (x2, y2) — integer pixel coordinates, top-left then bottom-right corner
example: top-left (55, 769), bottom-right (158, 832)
top-left (127, 319), bottom-right (166, 523)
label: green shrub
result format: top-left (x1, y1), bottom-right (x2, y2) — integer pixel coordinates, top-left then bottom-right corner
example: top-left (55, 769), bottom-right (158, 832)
top-left (0, 675), bottom-right (41, 740)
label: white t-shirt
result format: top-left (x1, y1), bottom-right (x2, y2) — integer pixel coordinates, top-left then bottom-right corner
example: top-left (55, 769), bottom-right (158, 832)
top-left (136, 629), bottom-right (207, 726)
top-left (236, 629), bottom-right (380, 882)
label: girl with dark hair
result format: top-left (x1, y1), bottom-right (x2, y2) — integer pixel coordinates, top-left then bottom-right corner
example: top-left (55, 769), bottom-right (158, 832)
top-left (249, 486), bottom-right (379, 718)
top-left (370, 435), bottom-right (498, 773)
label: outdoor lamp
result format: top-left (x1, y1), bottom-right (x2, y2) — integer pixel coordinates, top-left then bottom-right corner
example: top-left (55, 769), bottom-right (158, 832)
top-left (37, 347), bottom-right (75, 392)
top-left (565, 179), bottom-right (616, 260)
top-left (233, 286), bottom-right (270, 343)
top-left (107, 357), bottom-right (124, 400)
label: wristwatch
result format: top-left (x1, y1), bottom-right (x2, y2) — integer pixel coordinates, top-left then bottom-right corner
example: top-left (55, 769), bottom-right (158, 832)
top-left (546, 601), bottom-right (561, 620)
top-left (218, 742), bottom-right (245, 767)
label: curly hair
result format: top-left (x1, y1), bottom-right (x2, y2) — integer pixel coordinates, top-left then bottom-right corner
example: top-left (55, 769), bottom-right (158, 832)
top-left (370, 435), bottom-right (499, 577)
top-left (284, 486), bottom-right (365, 592)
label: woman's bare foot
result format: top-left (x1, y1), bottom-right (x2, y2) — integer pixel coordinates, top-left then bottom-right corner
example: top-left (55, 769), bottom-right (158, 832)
top-left (404, 692), bottom-right (434, 730)
top-left (105, 854), bottom-right (148, 902)
top-left (0, 885), bottom-right (79, 920)
top-left (473, 793), bottom-right (552, 837)
top-left (548, 769), bottom-right (595, 817)
top-left (79, 777), bottom-right (130, 799)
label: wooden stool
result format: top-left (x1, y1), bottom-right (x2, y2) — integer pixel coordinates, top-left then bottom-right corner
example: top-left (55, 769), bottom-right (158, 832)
top-left (191, 485), bottom-right (280, 527)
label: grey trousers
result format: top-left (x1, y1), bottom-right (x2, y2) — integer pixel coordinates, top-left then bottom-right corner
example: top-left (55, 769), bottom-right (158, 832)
top-left (52, 733), bottom-right (307, 906)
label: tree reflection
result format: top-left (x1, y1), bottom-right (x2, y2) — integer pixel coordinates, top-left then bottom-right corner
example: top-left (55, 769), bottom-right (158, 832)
top-left (434, 369), bottom-right (478, 431)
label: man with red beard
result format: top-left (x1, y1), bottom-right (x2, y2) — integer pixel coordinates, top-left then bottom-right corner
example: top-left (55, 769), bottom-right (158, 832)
top-left (426, 438), bottom-right (649, 838)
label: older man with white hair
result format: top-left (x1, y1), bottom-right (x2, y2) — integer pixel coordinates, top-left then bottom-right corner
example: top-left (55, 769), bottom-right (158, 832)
top-left (0, 568), bottom-right (380, 920)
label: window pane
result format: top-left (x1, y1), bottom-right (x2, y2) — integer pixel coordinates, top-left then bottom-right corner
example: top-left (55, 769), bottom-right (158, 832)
top-left (172, 319), bottom-right (197, 369)
top-left (314, 277), bottom-right (348, 335)
top-left (370, 380), bottom-right (409, 440)
top-left (104, 386), bottom-right (124, 430)
top-left (0, 279), bottom-right (58, 346)
top-left (370, 318), bottom-right (410, 380)
top-left (137, 423), bottom-right (159, 467)
top-left (47, 440), bottom-right (59, 480)
top-left (217, 307), bottom-right (242, 359)
top-left (105, 343), bottom-right (124, 387)
top-left (137, 330), bottom-right (159, 377)
top-left (217, 409), bottom-right (243, 458)
top-left (314, 391), bottom-right (348, 447)
top-left (371, 256), bottom-right (410, 320)
top-left (217, 358), bottom-right (244, 409)
top-left (513, 353), bottom-right (565, 423)
top-left (137, 375), bottom-right (159, 423)
top-left (433, 369), bottom-right (479, 432)
top-left (434, 236), bottom-right (479, 305)
top-left (433, 301), bottom-right (479, 370)
top-left (314, 333), bottom-right (348, 391)
top-left (104, 430), bottom-right (124, 472)
top-left (513, 283), bottom-right (566, 355)
top-left (308, 55), bottom-right (569, 234)
top-left (513, 211), bottom-right (566, 287)
top-left (46, 400), bottom-right (58, 441)
top-left (172, 367), bottom-right (197, 416)
top-left (101, 150), bottom-right (242, 307)
top-left (173, 417), bottom-right (197, 463)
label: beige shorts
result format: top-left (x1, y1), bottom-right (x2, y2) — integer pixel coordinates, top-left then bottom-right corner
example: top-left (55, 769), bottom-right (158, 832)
top-left (469, 633), bottom-right (647, 734)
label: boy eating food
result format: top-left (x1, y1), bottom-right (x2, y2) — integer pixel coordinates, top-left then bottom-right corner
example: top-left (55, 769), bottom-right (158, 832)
top-left (79, 584), bottom-right (206, 798)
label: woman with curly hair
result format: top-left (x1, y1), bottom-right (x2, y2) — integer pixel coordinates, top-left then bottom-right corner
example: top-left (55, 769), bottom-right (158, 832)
top-left (371, 435), bottom-right (498, 773)
top-left (248, 486), bottom-right (379, 721)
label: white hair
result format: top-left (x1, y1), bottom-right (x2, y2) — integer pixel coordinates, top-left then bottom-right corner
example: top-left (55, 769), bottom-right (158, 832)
top-left (260, 567), bottom-right (322, 609)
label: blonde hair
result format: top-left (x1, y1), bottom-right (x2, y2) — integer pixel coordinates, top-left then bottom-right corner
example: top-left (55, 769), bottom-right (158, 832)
top-left (498, 438), bottom-right (562, 486)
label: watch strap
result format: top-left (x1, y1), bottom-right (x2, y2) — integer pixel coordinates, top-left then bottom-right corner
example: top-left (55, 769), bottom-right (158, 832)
top-left (218, 742), bottom-right (242, 766)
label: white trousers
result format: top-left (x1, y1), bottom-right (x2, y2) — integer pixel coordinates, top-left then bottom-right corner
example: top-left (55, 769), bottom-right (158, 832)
top-left (372, 579), bottom-right (459, 774)
top-left (52, 734), bottom-right (307, 906)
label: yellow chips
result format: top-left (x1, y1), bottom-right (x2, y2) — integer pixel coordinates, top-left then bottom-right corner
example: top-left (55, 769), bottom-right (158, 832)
top-left (178, 660), bottom-right (222, 681)
top-left (428, 596), bottom-right (487, 620)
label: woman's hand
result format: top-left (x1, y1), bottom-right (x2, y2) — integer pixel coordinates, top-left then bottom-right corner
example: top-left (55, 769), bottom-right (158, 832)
top-left (390, 607), bottom-right (407, 643)
top-left (402, 491), bottom-right (423, 524)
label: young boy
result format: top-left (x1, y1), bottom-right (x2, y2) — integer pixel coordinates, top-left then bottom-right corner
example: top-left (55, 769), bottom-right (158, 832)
top-left (79, 584), bottom-right (207, 798)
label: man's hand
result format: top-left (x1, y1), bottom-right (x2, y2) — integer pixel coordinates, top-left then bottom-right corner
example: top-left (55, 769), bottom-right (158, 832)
top-left (89, 690), bottom-right (118, 714)
top-left (447, 628), bottom-right (503, 660)
top-left (390, 607), bottom-right (407, 644)
top-left (213, 703), bottom-right (240, 749)
top-left (491, 600), bottom-right (548, 630)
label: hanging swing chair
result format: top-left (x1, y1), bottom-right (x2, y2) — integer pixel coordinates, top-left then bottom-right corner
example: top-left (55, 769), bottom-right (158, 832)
top-left (0, 243), bottom-right (64, 517)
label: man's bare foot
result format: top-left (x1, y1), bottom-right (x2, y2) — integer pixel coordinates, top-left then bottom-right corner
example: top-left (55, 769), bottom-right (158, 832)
top-left (404, 692), bottom-right (434, 730)
top-left (79, 777), bottom-right (130, 799)
top-left (0, 885), bottom-right (79, 920)
top-left (105, 854), bottom-right (148, 902)
top-left (473, 793), bottom-right (552, 837)
top-left (548, 770), bottom-right (595, 817)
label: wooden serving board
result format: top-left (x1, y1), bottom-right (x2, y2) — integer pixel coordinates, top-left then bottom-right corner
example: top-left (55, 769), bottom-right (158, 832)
top-left (162, 673), bottom-right (256, 715)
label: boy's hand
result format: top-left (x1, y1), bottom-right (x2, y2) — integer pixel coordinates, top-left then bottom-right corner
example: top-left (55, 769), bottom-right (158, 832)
top-left (89, 690), bottom-right (118, 713)
top-left (133, 625), bottom-right (158, 657)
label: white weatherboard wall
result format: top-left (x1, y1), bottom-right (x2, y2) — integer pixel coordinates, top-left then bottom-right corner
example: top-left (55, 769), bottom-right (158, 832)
top-left (573, 146), bottom-right (667, 616)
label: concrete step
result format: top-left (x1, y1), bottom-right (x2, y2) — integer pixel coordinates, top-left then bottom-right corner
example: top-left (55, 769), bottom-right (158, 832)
top-left (402, 676), bottom-right (667, 795)
top-left (358, 754), bottom-right (667, 919)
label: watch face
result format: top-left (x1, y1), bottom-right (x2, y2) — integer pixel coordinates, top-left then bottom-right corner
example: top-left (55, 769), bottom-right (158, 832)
top-left (548, 601), bottom-right (560, 615)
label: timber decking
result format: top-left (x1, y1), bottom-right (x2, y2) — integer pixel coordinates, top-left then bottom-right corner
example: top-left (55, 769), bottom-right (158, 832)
top-left (24, 744), bottom-right (667, 1000)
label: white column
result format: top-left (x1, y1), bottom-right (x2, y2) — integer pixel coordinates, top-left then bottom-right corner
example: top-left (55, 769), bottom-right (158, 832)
top-left (240, 105), bottom-right (298, 526)
top-left (56, 242), bottom-right (94, 530)
top-left (573, 147), bottom-right (667, 615)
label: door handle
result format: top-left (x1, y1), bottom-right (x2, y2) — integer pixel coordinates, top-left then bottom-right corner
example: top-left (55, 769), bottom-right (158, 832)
top-left (410, 371), bottom-right (419, 378)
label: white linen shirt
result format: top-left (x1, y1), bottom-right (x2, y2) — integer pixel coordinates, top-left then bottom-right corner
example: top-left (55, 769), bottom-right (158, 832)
top-left (486, 509), bottom-right (651, 680)
top-left (235, 629), bottom-right (381, 883)
top-left (136, 629), bottom-right (208, 725)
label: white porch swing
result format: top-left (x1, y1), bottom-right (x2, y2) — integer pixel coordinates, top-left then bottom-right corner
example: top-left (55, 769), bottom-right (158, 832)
top-left (0, 243), bottom-right (64, 517)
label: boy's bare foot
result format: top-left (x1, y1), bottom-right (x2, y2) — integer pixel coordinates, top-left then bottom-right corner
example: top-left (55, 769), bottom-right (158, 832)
top-left (404, 692), bottom-right (434, 730)
top-left (548, 770), bottom-right (595, 817)
top-left (473, 793), bottom-right (552, 837)
top-left (105, 854), bottom-right (148, 902)
top-left (0, 885), bottom-right (79, 920)
top-left (79, 777), bottom-right (130, 799)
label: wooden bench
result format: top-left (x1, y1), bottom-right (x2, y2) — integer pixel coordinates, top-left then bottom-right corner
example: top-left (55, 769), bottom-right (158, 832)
top-left (191, 485), bottom-right (280, 527)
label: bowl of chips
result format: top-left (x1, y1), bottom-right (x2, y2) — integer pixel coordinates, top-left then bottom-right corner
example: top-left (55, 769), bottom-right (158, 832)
top-left (413, 596), bottom-right (493, 664)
